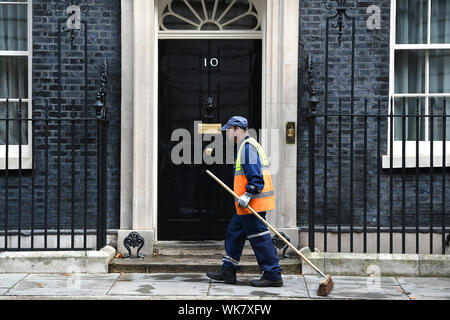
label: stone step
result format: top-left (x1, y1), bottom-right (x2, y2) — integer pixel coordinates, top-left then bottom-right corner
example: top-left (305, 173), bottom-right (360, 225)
top-left (109, 255), bottom-right (301, 274)
top-left (151, 241), bottom-right (255, 256)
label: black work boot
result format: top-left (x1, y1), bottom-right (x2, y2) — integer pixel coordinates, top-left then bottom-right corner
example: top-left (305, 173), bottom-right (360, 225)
top-left (206, 267), bottom-right (236, 284)
top-left (251, 274), bottom-right (283, 287)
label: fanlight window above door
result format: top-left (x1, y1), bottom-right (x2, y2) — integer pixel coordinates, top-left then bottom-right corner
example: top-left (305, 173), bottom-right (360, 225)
top-left (160, 0), bottom-right (261, 31)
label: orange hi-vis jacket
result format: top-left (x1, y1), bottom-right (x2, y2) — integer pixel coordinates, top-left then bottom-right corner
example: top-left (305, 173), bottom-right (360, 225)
top-left (234, 137), bottom-right (275, 215)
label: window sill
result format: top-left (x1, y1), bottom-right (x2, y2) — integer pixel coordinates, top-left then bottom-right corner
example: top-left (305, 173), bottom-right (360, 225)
top-left (0, 157), bottom-right (32, 170)
top-left (382, 155), bottom-right (450, 169)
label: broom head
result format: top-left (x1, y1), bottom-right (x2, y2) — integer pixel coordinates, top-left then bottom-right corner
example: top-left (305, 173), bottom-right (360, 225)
top-left (317, 275), bottom-right (334, 296)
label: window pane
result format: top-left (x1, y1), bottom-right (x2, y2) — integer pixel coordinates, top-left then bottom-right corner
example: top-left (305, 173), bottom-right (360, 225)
top-left (160, 0), bottom-right (260, 31)
top-left (395, 50), bottom-right (426, 94)
top-left (429, 97), bottom-right (450, 141)
top-left (0, 56), bottom-right (28, 98)
top-left (429, 50), bottom-right (450, 93)
top-left (431, 0), bottom-right (450, 43)
top-left (0, 101), bottom-right (28, 145)
top-left (0, 4), bottom-right (27, 50)
top-left (394, 98), bottom-right (426, 141)
top-left (396, 0), bottom-right (428, 44)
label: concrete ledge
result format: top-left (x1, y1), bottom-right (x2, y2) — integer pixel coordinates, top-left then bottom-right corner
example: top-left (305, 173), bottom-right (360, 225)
top-left (0, 246), bottom-right (116, 274)
top-left (301, 252), bottom-right (450, 277)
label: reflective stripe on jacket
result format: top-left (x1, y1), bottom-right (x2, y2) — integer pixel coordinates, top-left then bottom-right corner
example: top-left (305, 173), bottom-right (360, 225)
top-left (234, 137), bottom-right (275, 215)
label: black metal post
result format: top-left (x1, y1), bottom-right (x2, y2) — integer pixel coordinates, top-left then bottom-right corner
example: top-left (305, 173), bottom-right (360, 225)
top-left (389, 97), bottom-right (394, 253)
top-left (443, 98), bottom-right (447, 254)
top-left (430, 98), bottom-right (434, 254)
top-left (31, 105), bottom-right (35, 249)
top-left (97, 117), bottom-right (108, 250)
top-left (306, 55), bottom-right (318, 252)
top-left (308, 105), bottom-right (316, 252)
top-left (18, 99), bottom-right (23, 249)
top-left (363, 99), bottom-right (368, 253)
top-left (44, 101), bottom-right (49, 249)
top-left (84, 21), bottom-right (89, 250)
top-left (338, 98), bottom-right (342, 252)
top-left (71, 101), bottom-right (76, 249)
top-left (402, 97), bottom-right (406, 254)
top-left (4, 99), bottom-right (9, 249)
top-left (416, 98), bottom-right (420, 254)
top-left (57, 21), bottom-right (62, 250)
top-left (377, 99), bottom-right (381, 253)
top-left (96, 61), bottom-right (109, 250)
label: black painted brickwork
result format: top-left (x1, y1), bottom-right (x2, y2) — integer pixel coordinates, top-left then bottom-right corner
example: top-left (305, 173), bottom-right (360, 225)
top-left (297, 0), bottom-right (450, 230)
top-left (0, 0), bottom-right (121, 234)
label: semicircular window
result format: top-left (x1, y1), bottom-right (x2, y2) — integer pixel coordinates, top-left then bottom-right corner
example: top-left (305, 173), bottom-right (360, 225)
top-left (160, 0), bottom-right (261, 31)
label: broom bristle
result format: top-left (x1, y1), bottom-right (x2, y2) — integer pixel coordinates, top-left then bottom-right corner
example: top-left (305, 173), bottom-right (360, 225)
top-left (317, 275), bottom-right (334, 296)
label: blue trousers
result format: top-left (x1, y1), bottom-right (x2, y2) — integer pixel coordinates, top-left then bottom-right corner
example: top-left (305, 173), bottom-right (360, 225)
top-left (222, 212), bottom-right (282, 280)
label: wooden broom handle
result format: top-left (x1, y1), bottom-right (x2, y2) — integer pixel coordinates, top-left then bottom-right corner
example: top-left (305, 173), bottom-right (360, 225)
top-left (206, 170), bottom-right (326, 278)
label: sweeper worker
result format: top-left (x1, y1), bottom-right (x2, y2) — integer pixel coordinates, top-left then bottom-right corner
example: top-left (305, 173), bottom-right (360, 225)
top-left (206, 116), bottom-right (283, 287)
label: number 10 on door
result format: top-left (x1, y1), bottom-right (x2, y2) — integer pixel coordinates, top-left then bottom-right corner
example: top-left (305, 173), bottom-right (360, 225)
top-left (204, 57), bottom-right (219, 68)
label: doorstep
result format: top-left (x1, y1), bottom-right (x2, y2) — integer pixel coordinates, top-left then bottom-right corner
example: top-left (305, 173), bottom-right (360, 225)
top-left (109, 255), bottom-right (301, 274)
top-left (111, 240), bottom-right (300, 274)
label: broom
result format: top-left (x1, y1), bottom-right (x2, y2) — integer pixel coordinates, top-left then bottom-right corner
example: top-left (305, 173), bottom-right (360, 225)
top-left (206, 170), bottom-right (334, 296)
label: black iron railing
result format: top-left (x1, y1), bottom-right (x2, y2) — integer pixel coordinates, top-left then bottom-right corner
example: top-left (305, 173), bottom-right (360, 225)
top-left (0, 97), bottom-right (108, 251)
top-left (305, 96), bottom-right (450, 254)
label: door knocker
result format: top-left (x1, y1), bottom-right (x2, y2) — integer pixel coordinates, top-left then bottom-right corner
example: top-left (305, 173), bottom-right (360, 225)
top-left (202, 97), bottom-right (216, 122)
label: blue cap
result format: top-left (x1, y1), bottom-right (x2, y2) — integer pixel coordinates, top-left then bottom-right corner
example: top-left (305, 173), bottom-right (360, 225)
top-left (221, 116), bottom-right (248, 131)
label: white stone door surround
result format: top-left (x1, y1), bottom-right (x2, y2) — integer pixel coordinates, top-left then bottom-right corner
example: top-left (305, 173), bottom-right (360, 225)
top-left (119, 0), bottom-right (299, 255)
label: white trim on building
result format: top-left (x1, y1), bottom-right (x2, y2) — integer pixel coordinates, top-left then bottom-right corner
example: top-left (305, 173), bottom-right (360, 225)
top-left (119, 0), bottom-right (299, 253)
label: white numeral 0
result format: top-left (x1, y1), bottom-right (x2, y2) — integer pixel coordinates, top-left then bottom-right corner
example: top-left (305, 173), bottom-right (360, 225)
top-left (204, 57), bottom-right (219, 67)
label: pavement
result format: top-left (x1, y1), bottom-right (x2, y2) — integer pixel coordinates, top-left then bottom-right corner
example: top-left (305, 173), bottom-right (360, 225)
top-left (0, 272), bottom-right (449, 300)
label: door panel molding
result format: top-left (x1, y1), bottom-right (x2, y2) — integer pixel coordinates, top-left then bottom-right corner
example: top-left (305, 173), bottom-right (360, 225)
top-left (158, 39), bottom-right (261, 240)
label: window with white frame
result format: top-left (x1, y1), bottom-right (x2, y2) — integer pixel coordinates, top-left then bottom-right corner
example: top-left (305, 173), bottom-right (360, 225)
top-left (0, 0), bottom-right (32, 169)
top-left (388, 0), bottom-right (450, 167)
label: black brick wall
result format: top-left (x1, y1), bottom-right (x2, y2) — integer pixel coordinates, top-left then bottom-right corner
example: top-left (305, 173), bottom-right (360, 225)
top-left (0, 0), bottom-right (121, 233)
top-left (297, 0), bottom-right (450, 229)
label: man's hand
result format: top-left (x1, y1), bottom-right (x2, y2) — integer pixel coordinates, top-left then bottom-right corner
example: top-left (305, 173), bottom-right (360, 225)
top-left (238, 192), bottom-right (253, 208)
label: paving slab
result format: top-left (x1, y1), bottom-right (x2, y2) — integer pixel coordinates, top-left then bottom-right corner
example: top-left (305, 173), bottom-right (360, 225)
top-left (2, 272), bottom-right (449, 300)
top-left (396, 277), bottom-right (450, 300)
top-left (5, 273), bottom-right (120, 297)
top-left (304, 276), bottom-right (408, 300)
top-left (108, 273), bottom-right (210, 296)
top-left (209, 275), bottom-right (309, 298)
top-left (0, 274), bottom-right (27, 295)
top-left (116, 273), bottom-right (211, 283)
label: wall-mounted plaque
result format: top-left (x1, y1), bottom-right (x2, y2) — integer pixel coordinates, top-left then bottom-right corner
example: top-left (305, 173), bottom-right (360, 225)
top-left (197, 123), bottom-right (222, 134)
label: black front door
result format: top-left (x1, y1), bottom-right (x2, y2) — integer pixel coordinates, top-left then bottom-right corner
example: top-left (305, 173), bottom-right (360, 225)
top-left (158, 39), bottom-right (262, 240)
